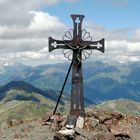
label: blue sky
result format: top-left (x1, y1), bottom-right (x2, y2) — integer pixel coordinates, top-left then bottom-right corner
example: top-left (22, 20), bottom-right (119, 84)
top-left (43, 0), bottom-right (140, 29)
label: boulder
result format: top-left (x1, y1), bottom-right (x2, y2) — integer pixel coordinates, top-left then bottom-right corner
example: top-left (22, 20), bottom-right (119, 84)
top-left (54, 129), bottom-right (75, 140)
top-left (110, 124), bottom-right (131, 135)
top-left (58, 129), bottom-right (75, 136)
top-left (85, 117), bottom-right (99, 131)
top-left (76, 116), bottom-right (84, 129)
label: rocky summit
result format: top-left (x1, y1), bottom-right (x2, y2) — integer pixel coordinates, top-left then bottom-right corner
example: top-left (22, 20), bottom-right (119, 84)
top-left (0, 110), bottom-right (140, 140)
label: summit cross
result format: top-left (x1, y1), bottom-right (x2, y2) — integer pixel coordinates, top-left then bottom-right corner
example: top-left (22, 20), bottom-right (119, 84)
top-left (49, 14), bottom-right (105, 118)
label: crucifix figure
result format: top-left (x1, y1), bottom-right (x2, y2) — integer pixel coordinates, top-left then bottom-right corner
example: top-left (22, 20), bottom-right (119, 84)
top-left (49, 14), bottom-right (105, 121)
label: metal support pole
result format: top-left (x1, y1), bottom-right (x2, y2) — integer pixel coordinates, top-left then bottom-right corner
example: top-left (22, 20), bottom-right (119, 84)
top-left (53, 61), bottom-right (73, 115)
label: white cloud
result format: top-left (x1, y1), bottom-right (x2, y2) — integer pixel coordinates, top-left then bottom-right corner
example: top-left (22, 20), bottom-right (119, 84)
top-left (16, 51), bottom-right (43, 60)
top-left (106, 40), bottom-right (140, 54)
top-left (134, 29), bottom-right (140, 41)
top-left (0, 10), bottom-right (66, 65)
top-left (0, 0), bottom-right (78, 27)
top-left (82, 21), bottom-right (140, 64)
top-left (84, 22), bottom-right (130, 41)
top-left (112, 56), bottom-right (139, 64)
top-left (0, 0), bottom-right (61, 27)
top-left (0, 39), bottom-right (44, 53)
top-left (48, 54), bottom-right (66, 62)
top-left (29, 11), bottom-right (66, 31)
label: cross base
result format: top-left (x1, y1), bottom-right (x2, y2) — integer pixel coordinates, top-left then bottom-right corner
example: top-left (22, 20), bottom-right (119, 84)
top-left (66, 115), bottom-right (77, 129)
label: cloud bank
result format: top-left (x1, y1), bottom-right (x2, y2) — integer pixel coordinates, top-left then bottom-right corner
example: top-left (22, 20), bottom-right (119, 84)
top-left (0, 0), bottom-right (139, 66)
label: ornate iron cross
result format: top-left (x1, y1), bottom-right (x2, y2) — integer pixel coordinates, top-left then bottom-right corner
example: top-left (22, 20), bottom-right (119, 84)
top-left (49, 14), bottom-right (105, 117)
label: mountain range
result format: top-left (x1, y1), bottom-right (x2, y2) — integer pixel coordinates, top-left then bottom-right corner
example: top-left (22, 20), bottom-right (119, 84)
top-left (0, 61), bottom-right (140, 103)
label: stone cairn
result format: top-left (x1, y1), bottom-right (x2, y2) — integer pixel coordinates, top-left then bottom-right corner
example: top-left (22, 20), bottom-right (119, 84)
top-left (42, 110), bottom-right (140, 140)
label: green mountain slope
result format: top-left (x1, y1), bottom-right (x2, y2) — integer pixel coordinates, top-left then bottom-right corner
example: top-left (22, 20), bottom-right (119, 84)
top-left (95, 99), bottom-right (140, 116)
top-left (0, 100), bottom-right (49, 123)
top-left (0, 81), bottom-right (71, 124)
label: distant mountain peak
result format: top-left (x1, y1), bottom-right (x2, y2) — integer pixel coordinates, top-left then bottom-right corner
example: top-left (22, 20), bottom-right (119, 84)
top-left (0, 81), bottom-right (43, 98)
top-left (0, 81), bottom-right (66, 105)
top-left (3, 62), bottom-right (25, 67)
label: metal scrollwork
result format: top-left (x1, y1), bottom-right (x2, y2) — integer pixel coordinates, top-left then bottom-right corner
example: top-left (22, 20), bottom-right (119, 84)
top-left (81, 29), bottom-right (92, 61)
top-left (82, 29), bottom-right (92, 41)
top-left (62, 29), bottom-right (73, 60)
top-left (62, 29), bottom-right (93, 61)
top-left (62, 49), bottom-right (73, 60)
top-left (82, 50), bottom-right (92, 61)
top-left (62, 29), bottom-right (73, 41)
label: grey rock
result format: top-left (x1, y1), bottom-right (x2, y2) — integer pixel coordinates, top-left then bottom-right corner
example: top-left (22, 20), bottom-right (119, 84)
top-left (58, 129), bottom-right (75, 136)
top-left (76, 116), bottom-right (84, 129)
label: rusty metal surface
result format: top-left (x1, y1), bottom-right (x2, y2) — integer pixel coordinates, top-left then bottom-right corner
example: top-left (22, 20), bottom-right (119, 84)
top-left (49, 14), bottom-right (105, 117)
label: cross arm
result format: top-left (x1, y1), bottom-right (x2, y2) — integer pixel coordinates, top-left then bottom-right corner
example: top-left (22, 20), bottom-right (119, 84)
top-left (83, 38), bottom-right (105, 53)
top-left (49, 37), bottom-right (71, 52)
